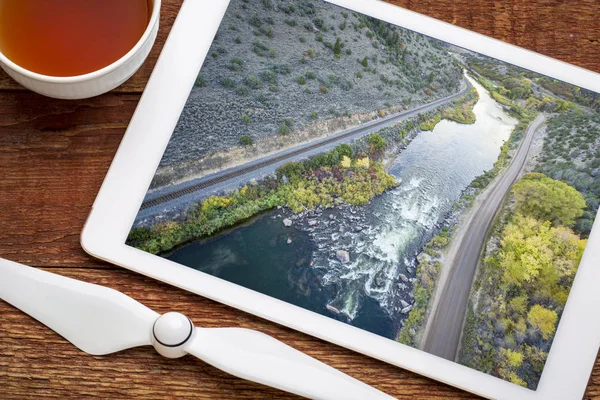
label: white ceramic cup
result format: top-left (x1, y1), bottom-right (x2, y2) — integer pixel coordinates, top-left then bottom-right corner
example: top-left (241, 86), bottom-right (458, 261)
top-left (0, 0), bottom-right (161, 99)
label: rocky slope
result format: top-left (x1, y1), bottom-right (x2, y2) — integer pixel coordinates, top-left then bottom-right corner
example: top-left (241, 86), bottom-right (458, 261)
top-left (155, 0), bottom-right (462, 186)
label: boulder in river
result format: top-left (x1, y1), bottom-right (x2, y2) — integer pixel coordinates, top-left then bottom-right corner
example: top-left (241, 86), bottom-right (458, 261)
top-left (401, 305), bottom-right (413, 314)
top-left (326, 304), bottom-right (341, 315)
top-left (399, 274), bottom-right (409, 283)
top-left (283, 218), bottom-right (293, 227)
top-left (400, 300), bottom-right (410, 308)
top-left (336, 250), bottom-right (350, 264)
top-left (308, 219), bottom-right (318, 226)
top-left (287, 238), bottom-right (292, 244)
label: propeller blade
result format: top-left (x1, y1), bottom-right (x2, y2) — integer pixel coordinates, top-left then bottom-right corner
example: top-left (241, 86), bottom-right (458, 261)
top-left (186, 327), bottom-right (395, 400)
top-left (1, 258), bottom-right (395, 399)
top-left (0, 257), bottom-right (158, 355)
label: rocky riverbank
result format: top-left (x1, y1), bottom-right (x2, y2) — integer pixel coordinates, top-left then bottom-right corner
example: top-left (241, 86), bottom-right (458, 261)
top-left (274, 199), bottom-right (418, 322)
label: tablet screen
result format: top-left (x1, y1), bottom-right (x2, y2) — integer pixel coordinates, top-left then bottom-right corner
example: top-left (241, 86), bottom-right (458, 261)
top-left (127, 0), bottom-right (600, 390)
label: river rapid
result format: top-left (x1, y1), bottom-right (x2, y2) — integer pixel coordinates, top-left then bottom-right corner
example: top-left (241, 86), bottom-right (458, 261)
top-left (168, 76), bottom-right (518, 339)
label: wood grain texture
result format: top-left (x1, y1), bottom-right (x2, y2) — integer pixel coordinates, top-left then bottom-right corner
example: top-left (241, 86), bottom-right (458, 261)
top-left (0, 0), bottom-right (598, 399)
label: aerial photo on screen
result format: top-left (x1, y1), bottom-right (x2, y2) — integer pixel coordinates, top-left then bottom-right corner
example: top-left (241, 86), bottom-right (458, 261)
top-left (127, 0), bottom-right (600, 389)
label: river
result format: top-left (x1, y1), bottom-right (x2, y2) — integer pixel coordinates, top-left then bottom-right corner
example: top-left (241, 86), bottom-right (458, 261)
top-left (167, 76), bottom-right (518, 340)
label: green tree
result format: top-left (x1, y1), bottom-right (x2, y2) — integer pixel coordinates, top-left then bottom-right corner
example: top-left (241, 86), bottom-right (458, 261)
top-left (239, 135), bottom-right (253, 146)
top-left (277, 162), bottom-right (305, 184)
top-left (334, 144), bottom-right (353, 159)
top-left (512, 173), bottom-right (586, 227)
top-left (367, 133), bottom-right (386, 154)
top-left (527, 305), bottom-right (558, 340)
top-left (497, 213), bottom-right (585, 293)
top-left (333, 37), bottom-right (342, 59)
top-left (278, 123), bottom-right (291, 136)
top-left (240, 113), bottom-right (252, 125)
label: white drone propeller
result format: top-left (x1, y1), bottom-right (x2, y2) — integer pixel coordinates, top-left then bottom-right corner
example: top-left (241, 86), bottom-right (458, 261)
top-left (0, 258), bottom-right (395, 400)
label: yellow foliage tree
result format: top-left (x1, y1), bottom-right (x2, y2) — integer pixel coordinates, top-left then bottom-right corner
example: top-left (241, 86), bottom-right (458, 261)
top-left (340, 155), bottom-right (352, 168)
top-left (512, 173), bottom-right (586, 227)
top-left (355, 157), bottom-right (370, 169)
top-left (527, 305), bottom-right (558, 340)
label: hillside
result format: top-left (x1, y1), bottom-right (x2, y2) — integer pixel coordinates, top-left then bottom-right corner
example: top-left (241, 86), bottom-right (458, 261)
top-left (156, 0), bottom-right (462, 183)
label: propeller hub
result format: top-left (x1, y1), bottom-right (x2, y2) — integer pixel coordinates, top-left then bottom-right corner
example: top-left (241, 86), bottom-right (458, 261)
top-left (152, 312), bottom-right (194, 358)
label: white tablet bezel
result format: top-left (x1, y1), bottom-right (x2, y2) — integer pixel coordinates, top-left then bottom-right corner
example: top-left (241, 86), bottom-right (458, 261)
top-left (81, 1), bottom-right (600, 398)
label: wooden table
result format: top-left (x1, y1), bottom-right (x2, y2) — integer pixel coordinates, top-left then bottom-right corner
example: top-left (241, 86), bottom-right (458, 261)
top-left (1, 1), bottom-right (599, 398)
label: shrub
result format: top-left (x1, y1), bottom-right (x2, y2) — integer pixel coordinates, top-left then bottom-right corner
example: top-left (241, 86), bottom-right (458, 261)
top-left (221, 77), bottom-right (235, 88)
top-left (245, 74), bottom-right (262, 89)
top-left (239, 134), bottom-right (253, 146)
top-left (241, 113), bottom-right (252, 125)
top-left (367, 133), bottom-right (386, 154)
top-left (333, 37), bottom-right (342, 59)
top-left (361, 56), bottom-right (368, 67)
top-left (282, 118), bottom-right (295, 128)
top-left (320, 86), bottom-right (328, 94)
top-left (257, 93), bottom-right (269, 105)
top-left (249, 15), bottom-right (262, 28)
top-left (309, 112), bottom-right (319, 120)
top-left (234, 36), bottom-right (242, 44)
top-left (305, 71), bottom-right (316, 80)
top-left (270, 63), bottom-right (291, 75)
top-left (313, 18), bottom-right (326, 31)
top-left (277, 161), bottom-right (305, 184)
top-left (278, 123), bottom-right (291, 135)
top-left (285, 18), bottom-right (297, 27)
top-left (334, 144), bottom-right (353, 158)
top-left (236, 85), bottom-right (250, 96)
top-left (229, 58), bottom-right (244, 71)
top-left (296, 76), bottom-right (307, 85)
top-left (307, 48), bottom-right (315, 59)
top-left (194, 75), bottom-right (206, 87)
top-left (252, 40), bottom-right (269, 56)
top-left (259, 70), bottom-right (277, 84)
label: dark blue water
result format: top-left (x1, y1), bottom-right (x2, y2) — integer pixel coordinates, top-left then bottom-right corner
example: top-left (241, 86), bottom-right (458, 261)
top-left (168, 213), bottom-right (394, 337)
top-left (167, 77), bottom-right (517, 340)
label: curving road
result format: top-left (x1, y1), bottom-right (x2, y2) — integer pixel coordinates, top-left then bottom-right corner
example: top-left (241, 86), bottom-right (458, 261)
top-left (421, 114), bottom-right (546, 360)
top-left (138, 80), bottom-right (471, 213)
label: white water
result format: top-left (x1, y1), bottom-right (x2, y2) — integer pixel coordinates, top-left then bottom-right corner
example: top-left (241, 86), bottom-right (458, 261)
top-left (311, 76), bottom-right (518, 321)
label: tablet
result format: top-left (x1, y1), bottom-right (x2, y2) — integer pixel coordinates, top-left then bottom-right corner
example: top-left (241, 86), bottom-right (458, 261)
top-left (81, 0), bottom-right (600, 398)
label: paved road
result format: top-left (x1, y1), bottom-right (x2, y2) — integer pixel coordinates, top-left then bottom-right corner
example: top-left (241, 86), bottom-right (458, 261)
top-left (138, 80), bottom-right (471, 215)
top-left (421, 114), bottom-right (546, 360)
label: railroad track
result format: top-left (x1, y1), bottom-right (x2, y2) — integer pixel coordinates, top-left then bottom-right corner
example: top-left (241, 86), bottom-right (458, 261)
top-left (140, 81), bottom-right (471, 211)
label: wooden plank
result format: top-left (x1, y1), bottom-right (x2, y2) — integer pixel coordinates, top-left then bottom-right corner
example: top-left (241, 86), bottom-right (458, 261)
top-left (386, 0), bottom-right (600, 72)
top-left (0, 0), bottom-right (598, 92)
top-left (0, 92), bottom-right (133, 267)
